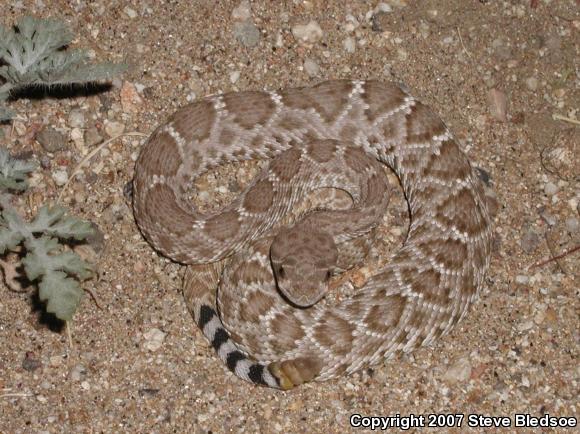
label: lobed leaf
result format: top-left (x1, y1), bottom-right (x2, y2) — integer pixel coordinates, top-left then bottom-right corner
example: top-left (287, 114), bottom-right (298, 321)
top-left (0, 226), bottom-right (24, 254)
top-left (38, 271), bottom-right (83, 321)
top-left (0, 16), bottom-right (126, 87)
top-left (23, 235), bottom-right (93, 280)
top-left (0, 105), bottom-right (14, 122)
top-left (0, 16), bottom-right (72, 78)
top-left (0, 147), bottom-right (37, 191)
top-left (29, 205), bottom-right (95, 240)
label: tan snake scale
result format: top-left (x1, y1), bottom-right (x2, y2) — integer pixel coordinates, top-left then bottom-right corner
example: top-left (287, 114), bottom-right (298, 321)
top-left (133, 80), bottom-right (494, 389)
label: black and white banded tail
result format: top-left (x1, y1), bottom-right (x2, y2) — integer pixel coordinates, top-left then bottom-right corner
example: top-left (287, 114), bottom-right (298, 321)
top-left (195, 304), bottom-right (282, 389)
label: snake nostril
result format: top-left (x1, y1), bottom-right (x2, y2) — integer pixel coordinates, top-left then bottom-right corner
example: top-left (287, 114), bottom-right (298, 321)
top-left (278, 266), bottom-right (285, 278)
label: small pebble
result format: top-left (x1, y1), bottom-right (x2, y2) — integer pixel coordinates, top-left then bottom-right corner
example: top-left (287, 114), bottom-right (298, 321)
top-left (442, 358), bottom-right (472, 383)
top-left (371, 11), bottom-right (391, 32)
top-left (491, 38), bottom-right (512, 60)
top-left (544, 182), bottom-right (558, 196)
top-left (84, 222), bottom-right (106, 254)
top-left (52, 170), bottom-right (68, 186)
top-left (540, 211), bottom-right (557, 226)
top-left (143, 328), bottom-right (166, 352)
top-left (517, 320), bottom-right (534, 332)
top-left (303, 58), bottom-right (320, 77)
top-left (230, 70), bottom-right (240, 84)
top-left (565, 217), bottom-right (579, 233)
top-left (515, 275), bottom-right (529, 284)
top-left (39, 155), bottom-right (51, 169)
top-left (124, 6), bottom-right (137, 18)
top-left (375, 2), bottom-right (393, 13)
top-left (343, 37), bottom-right (356, 53)
top-left (442, 35), bottom-right (454, 45)
top-left (488, 88), bottom-right (508, 122)
top-left (520, 228), bottom-right (541, 254)
top-left (36, 127), bottom-right (66, 153)
top-left (292, 20), bottom-right (323, 44)
top-left (49, 355), bottom-right (64, 367)
top-left (84, 127), bottom-right (103, 147)
top-left (120, 81), bottom-right (144, 113)
top-left (104, 120), bottom-right (125, 138)
top-left (13, 121), bottom-right (27, 136)
top-left (525, 77), bottom-right (538, 91)
top-left (521, 376), bottom-right (531, 388)
top-left (68, 109), bottom-right (85, 128)
top-left (233, 21), bottom-right (260, 47)
top-left (232, 0), bottom-right (251, 21)
top-left (534, 306), bottom-right (547, 325)
top-left (69, 364), bottom-right (87, 382)
top-left (133, 261), bottom-right (146, 273)
top-left (344, 15), bottom-right (358, 32)
top-left (22, 352), bottom-right (41, 372)
top-left (70, 127), bottom-right (85, 152)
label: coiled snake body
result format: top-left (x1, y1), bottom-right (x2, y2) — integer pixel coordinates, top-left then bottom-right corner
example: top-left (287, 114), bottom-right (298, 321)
top-left (133, 80), bottom-right (494, 389)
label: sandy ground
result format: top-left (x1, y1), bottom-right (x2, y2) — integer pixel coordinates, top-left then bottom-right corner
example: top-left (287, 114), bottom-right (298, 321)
top-left (1, 0), bottom-right (578, 433)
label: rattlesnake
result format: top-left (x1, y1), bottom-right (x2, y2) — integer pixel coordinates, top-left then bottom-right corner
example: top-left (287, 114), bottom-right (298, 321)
top-left (133, 80), bottom-right (494, 389)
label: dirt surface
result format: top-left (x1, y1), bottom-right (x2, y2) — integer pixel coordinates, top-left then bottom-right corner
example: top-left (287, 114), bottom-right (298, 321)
top-left (1, 0), bottom-right (579, 433)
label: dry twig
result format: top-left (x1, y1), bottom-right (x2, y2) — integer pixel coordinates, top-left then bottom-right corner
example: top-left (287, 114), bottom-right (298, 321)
top-left (528, 244), bottom-right (580, 270)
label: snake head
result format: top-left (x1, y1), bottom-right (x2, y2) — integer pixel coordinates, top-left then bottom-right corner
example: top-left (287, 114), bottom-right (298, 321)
top-left (270, 225), bottom-right (338, 308)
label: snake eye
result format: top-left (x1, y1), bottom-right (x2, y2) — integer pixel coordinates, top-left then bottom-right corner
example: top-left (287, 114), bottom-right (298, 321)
top-left (326, 270), bottom-right (332, 280)
top-left (278, 266), bottom-right (285, 278)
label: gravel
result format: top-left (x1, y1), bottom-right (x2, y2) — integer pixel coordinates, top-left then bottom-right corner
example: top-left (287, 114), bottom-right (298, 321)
top-left (233, 21), bottom-right (260, 48)
top-left (292, 20), bottom-right (323, 44)
top-left (36, 127), bottom-right (66, 152)
top-left (1, 1), bottom-right (578, 433)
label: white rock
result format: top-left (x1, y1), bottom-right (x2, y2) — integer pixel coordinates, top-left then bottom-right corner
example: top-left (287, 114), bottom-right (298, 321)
top-left (68, 109), bottom-right (85, 128)
top-left (525, 77), bottom-right (538, 91)
top-left (544, 182), bottom-right (558, 196)
top-left (343, 37), bottom-right (356, 53)
top-left (515, 275), bottom-right (529, 284)
top-left (344, 14), bottom-right (359, 32)
top-left (565, 217), bottom-right (579, 233)
top-left (124, 6), bottom-right (137, 18)
top-left (517, 320), bottom-right (534, 332)
top-left (49, 355), bottom-right (64, 367)
top-left (232, 0), bottom-right (251, 21)
top-left (52, 170), bottom-right (68, 186)
top-left (233, 21), bottom-right (260, 47)
top-left (292, 20), bottom-right (323, 44)
top-left (275, 31), bottom-right (284, 47)
top-left (70, 127), bottom-right (86, 154)
top-left (143, 328), bottom-right (166, 352)
top-left (303, 58), bottom-right (320, 77)
top-left (69, 364), bottom-right (86, 382)
top-left (104, 120), bottom-right (125, 138)
top-left (521, 376), bottom-right (530, 388)
top-left (230, 70), bottom-right (240, 84)
top-left (344, 22), bottom-right (357, 32)
top-left (70, 127), bottom-right (83, 141)
top-left (375, 2), bottom-right (393, 13)
top-left (442, 358), bottom-right (472, 383)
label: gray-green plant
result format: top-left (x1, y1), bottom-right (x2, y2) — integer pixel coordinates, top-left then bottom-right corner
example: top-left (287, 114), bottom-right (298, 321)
top-left (0, 148), bottom-right (95, 321)
top-left (0, 15), bottom-right (127, 121)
